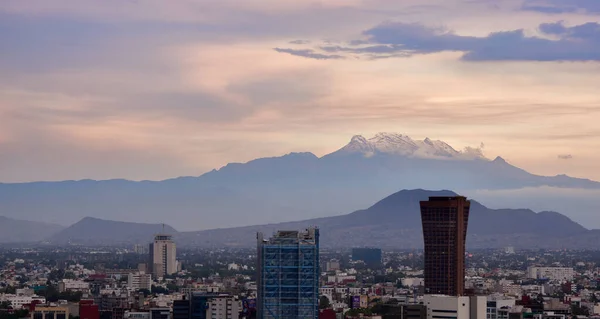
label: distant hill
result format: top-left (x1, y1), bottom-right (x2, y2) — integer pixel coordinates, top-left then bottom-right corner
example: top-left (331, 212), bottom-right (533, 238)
top-left (178, 189), bottom-right (592, 249)
top-left (0, 216), bottom-right (64, 243)
top-left (49, 217), bottom-right (178, 245)
top-left (1, 133), bottom-right (599, 230)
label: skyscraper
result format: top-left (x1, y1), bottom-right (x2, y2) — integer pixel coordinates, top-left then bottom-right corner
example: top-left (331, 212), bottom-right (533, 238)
top-left (149, 233), bottom-right (177, 278)
top-left (257, 228), bottom-right (319, 319)
top-left (420, 196), bottom-right (470, 296)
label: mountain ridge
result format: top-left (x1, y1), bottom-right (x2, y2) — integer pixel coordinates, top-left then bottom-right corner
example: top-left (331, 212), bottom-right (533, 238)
top-left (0, 133), bottom-right (599, 230)
top-left (44, 189), bottom-right (594, 249)
top-left (0, 216), bottom-right (64, 243)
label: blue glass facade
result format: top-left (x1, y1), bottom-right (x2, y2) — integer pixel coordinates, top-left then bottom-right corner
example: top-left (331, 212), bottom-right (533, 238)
top-left (257, 228), bottom-right (320, 319)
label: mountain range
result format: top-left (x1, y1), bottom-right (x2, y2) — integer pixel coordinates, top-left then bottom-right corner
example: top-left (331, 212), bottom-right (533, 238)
top-left (4, 189), bottom-right (596, 249)
top-left (0, 133), bottom-right (598, 231)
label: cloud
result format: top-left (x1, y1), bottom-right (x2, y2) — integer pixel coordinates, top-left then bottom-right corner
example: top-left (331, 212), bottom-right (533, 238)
top-left (521, 0), bottom-right (600, 14)
top-left (280, 21), bottom-right (600, 61)
top-left (558, 154), bottom-right (573, 160)
top-left (273, 48), bottom-right (345, 60)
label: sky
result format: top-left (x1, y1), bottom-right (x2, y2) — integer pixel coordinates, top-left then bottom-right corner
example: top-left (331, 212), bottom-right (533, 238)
top-left (1, 0), bottom-right (599, 183)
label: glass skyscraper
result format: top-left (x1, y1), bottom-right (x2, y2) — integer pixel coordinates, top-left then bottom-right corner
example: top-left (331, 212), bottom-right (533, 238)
top-left (256, 228), bottom-right (320, 319)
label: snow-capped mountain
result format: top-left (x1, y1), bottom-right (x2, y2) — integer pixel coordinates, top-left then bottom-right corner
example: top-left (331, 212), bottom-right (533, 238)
top-left (332, 132), bottom-right (486, 160)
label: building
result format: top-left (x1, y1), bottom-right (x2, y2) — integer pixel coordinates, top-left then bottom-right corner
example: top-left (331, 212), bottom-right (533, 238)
top-left (402, 304), bottom-right (427, 319)
top-left (150, 308), bottom-right (171, 319)
top-left (128, 273), bottom-right (152, 291)
top-left (1, 295), bottom-right (46, 309)
top-left (527, 267), bottom-right (574, 281)
top-left (257, 228), bottom-right (320, 319)
top-left (423, 295), bottom-right (486, 319)
top-left (351, 248), bottom-right (382, 268)
top-left (325, 259), bottom-right (340, 272)
top-left (149, 234), bottom-right (177, 278)
top-left (124, 313), bottom-right (151, 319)
top-left (207, 295), bottom-right (242, 319)
top-left (58, 279), bottom-right (90, 293)
top-left (173, 298), bottom-right (190, 319)
top-left (487, 299), bottom-right (517, 319)
top-left (80, 300), bottom-right (100, 319)
top-left (420, 196), bottom-right (470, 296)
top-left (31, 306), bottom-right (70, 319)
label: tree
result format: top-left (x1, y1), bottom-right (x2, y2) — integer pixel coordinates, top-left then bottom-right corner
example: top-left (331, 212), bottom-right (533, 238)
top-left (0, 301), bottom-right (11, 309)
top-left (319, 296), bottom-right (331, 309)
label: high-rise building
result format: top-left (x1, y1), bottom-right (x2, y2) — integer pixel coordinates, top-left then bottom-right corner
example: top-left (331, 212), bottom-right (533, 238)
top-left (148, 234), bottom-right (176, 278)
top-left (420, 196), bottom-right (470, 296)
top-left (257, 228), bottom-right (320, 319)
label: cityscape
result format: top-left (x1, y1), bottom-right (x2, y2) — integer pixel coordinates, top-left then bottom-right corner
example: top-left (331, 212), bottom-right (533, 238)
top-left (2, 1), bottom-right (600, 319)
top-left (3, 196), bottom-right (600, 319)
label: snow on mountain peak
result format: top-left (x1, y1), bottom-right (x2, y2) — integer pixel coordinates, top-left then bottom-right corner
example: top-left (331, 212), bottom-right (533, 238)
top-left (335, 133), bottom-right (487, 160)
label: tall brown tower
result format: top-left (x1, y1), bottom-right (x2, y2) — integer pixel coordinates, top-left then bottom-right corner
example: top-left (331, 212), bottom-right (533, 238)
top-left (420, 196), bottom-right (470, 296)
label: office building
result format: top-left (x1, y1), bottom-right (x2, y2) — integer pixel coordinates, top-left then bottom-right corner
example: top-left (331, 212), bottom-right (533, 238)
top-left (149, 234), bottom-right (177, 278)
top-left (351, 248), bottom-right (382, 268)
top-left (257, 228), bottom-right (320, 319)
top-left (420, 196), bottom-right (470, 296)
top-left (31, 306), bottom-right (69, 319)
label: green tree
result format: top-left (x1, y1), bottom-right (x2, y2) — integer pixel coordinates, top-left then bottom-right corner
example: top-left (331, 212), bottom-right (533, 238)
top-left (319, 296), bottom-right (331, 309)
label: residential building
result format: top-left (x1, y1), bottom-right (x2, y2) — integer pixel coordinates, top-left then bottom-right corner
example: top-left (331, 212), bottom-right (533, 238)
top-left (256, 228), bottom-right (319, 319)
top-left (58, 279), bottom-right (90, 293)
top-left (207, 295), bottom-right (242, 319)
top-left (420, 196), bottom-right (470, 296)
top-left (128, 273), bottom-right (152, 291)
top-left (149, 234), bottom-right (177, 279)
top-left (527, 267), bottom-right (574, 281)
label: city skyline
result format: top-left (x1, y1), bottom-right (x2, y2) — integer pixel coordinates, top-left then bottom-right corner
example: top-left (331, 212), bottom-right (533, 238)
top-left (1, 0), bottom-right (600, 183)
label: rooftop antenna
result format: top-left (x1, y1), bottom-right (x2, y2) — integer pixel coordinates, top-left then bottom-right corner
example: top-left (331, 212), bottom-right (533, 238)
top-left (162, 223), bottom-right (165, 233)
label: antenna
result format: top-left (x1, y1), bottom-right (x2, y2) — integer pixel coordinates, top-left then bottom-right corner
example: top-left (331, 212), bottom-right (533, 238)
top-left (162, 223), bottom-right (165, 233)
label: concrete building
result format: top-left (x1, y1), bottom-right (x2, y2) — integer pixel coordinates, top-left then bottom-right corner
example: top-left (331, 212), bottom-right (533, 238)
top-left (487, 299), bottom-right (517, 319)
top-left (58, 279), bottom-right (90, 293)
top-left (31, 306), bottom-right (69, 319)
top-left (128, 273), bottom-right (152, 291)
top-left (149, 234), bottom-right (177, 279)
top-left (420, 196), bottom-right (470, 296)
top-left (257, 228), bottom-right (319, 319)
top-left (423, 295), bottom-right (486, 319)
top-left (124, 312), bottom-right (151, 319)
top-left (527, 267), bottom-right (574, 281)
top-left (1, 295), bottom-right (46, 309)
top-left (207, 295), bottom-right (242, 319)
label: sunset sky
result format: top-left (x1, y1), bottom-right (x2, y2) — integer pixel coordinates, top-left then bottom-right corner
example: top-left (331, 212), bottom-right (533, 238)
top-left (1, 0), bottom-right (599, 183)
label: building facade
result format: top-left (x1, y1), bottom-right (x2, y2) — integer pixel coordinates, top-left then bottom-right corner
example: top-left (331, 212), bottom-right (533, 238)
top-left (420, 196), bottom-right (470, 296)
top-left (423, 295), bottom-right (486, 319)
top-left (128, 273), bottom-right (152, 291)
top-left (527, 267), bottom-right (574, 281)
top-left (31, 306), bottom-right (69, 319)
top-left (149, 234), bottom-right (177, 279)
top-left (257, 228), bottom-right (319, 319)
